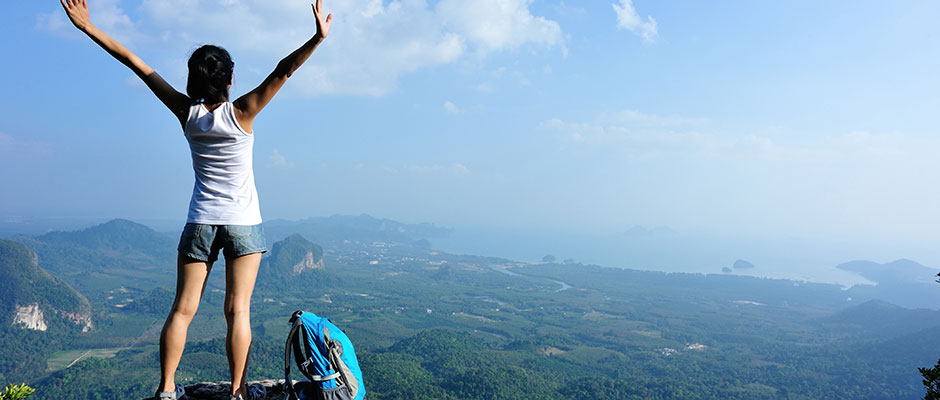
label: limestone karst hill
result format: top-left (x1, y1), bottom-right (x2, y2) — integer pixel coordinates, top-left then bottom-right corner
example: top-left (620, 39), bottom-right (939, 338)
top-left (0, 239), bottom-right (92, 332)
top-left (256, 233), bottom-right (338, 290)
top-left (0, 239), bottom-right (94, 381)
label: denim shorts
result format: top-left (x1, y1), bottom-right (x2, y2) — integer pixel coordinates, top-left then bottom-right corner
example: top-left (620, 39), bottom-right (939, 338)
top-left (177, 223), bottom-right (267, 264)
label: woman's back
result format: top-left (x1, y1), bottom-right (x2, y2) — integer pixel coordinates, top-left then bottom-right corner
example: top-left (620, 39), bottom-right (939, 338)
top-left (184, 101), bottom-right (261, 226)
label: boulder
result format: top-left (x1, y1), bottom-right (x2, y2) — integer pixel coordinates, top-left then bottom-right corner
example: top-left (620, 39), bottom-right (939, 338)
top-left (143, 380), bottom-right (288, 400)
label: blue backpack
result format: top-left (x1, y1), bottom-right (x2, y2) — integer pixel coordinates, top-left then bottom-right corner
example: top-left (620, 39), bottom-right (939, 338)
top-left (284, 311), bottom-right (365, 400)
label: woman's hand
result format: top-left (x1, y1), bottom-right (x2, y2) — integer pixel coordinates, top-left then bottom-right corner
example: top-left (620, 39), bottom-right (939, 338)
top-left (60, 0), bottom-right (92, 32)
top-left (312, 0), bottom-right (332, 39)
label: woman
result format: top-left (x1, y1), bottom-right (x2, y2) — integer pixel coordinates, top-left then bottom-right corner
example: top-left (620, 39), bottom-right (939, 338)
top-left (60, 1), bottom-right (332, 399)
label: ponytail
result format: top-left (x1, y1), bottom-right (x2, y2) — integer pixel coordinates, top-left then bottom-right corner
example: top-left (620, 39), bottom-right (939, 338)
top-left (187, 45), bottom-right (234, 104)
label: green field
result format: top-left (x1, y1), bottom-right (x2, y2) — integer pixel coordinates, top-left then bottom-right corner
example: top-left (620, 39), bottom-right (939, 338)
top-left (46, 347), bottom-right (130, 373)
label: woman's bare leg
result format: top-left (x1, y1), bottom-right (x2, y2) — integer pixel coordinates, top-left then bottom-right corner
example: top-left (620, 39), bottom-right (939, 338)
top-left (224, 252), bottom-right (262, 398)
top-left (158, 254), bottom-right (212, 393)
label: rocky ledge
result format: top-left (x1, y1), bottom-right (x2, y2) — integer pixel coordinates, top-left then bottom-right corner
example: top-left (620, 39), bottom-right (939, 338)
top-left (144, 380), bottom-right (288, 400)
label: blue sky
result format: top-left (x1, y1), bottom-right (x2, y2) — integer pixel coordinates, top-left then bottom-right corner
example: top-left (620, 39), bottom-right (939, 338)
top-left (3, 0), bottom-right (940, 272)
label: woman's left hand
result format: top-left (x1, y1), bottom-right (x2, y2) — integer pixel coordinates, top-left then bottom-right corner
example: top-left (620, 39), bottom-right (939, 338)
top-left (61, 0), bottom-right (92, 32)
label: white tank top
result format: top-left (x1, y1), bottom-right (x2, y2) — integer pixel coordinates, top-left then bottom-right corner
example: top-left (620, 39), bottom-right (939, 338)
top-left (183, 102), bottom-right (262, 225)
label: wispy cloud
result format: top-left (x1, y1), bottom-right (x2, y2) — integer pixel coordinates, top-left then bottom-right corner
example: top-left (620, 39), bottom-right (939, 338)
top-left (606, 109), bottom-right (710, 127)
top-left (37, 0), bottom-right (143, 44)
top-left (381, 163), bottom-right (471, 177)
top-left (443, 101), bottom-right (460, 114)
top-left (405, 163), bottom-right (471, 176)
top-left (267, 148), bottom-right (295, 168)
top-left (473, 83), bottom-right (496, 93)
top-left (0, 132), bottom-right (53, 160)
top-left (541, 112), bottom-right (938, 164)
top-left (112, 0), bottom-right (564, 96)
top-left (35, 11), bottom-right (74, 37)
top-left (540, 117), bottom-right (729, 160)
top-left (733, 131), bottom-right (925, 163)
top-left (612, 0), bottom-right (658, 43)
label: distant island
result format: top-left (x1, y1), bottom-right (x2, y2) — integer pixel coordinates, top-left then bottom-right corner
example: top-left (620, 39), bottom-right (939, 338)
top-left (733, 259), bottom-right (755, 269)
top-left (623, 225), bottom-right (676, 238)
top-left (836, 259), bottom-right (934, 285)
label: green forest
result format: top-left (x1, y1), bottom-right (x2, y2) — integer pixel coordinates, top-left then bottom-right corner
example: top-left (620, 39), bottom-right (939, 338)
top-left (2, 218), bottom-right (939, 399)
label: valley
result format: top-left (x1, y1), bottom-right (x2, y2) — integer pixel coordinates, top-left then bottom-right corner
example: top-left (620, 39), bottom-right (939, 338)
top-left (2, 217), bottom-right (939, 399)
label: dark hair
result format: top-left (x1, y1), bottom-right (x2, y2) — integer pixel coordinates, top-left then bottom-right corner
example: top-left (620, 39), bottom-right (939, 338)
top-left (187, 45), bottom-right (234, 104)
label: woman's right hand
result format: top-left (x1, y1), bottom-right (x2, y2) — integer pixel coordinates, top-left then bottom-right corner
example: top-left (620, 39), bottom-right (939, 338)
top-left (312, 0), bottom-right (332, 39)
top-left (60, 0), bottom-right (92, 32)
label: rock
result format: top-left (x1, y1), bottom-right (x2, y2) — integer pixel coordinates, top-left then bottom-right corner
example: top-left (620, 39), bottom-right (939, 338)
top-left (142, 380), bottom-right (289, 400)
top-left (13, 303), bottom-right (47, 331)
top-left (292, 251), bottom-right (324, 274)
top-left (59, 309), bottom-right (94, 332)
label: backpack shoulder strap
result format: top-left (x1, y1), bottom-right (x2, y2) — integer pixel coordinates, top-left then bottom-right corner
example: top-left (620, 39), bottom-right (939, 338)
top-left (284, 312), bottom-right (303, 400)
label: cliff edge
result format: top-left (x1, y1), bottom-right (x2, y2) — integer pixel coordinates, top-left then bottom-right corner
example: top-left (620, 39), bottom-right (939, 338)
top-left (144, 380), bottom-right (288, 400)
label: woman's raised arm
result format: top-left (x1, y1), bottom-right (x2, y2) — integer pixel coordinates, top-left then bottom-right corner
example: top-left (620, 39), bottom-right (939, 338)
top-left (233, 0), bottom-right (332, 130)
top-left (61, 0), bottom-right (190, 127)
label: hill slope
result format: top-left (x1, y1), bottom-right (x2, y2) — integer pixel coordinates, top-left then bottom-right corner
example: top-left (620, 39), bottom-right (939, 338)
top-left (0, 239), bottom-right (92, 331)
top-left (0, 239), bottom-right (93, 382)
top-left (820, 299), bottom-right (940, 339)
top-left (10, 219), bottom-right (177, 290)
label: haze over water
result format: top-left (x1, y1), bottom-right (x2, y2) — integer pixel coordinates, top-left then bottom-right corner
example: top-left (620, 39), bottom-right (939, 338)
top-left (432, 225), bottom-right (917, 287)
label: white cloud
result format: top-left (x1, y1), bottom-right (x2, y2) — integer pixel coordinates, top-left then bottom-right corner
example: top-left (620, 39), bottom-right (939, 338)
top-left (267, 148), bottom-right (295, 168)
top-left (129, 0), bottom-right (563, 96)
top-left (451, 163), bottom-right (471, 175)
top-left (540, 117), bottom-right (729, 159)
top-left (608, 109), bottom-right (709, 127)
top-left (541, 112), bottom-right (940, 164)
top-left (0, 132), bottom-right (53, 160)
top-left (401, 163), bottom-right (471, 176)
top-left (733, 131), bottom-right (928, 163)
top-left (436, 0), bottom-right (563, 52)
top-left (824, 131), bottom-right (907, 158)
top-left (37, 0), bottom-right (142, 44)
top-left (443, 101), bottom-right (459, 114)
top-left (612, 0), bottom-right (658, 43)
top-left (354, 161), bottom-right (471, 177)
top-left (35, 12), bottom-right (73, 36)
top-left (473, 83), bottom-right (495, 93)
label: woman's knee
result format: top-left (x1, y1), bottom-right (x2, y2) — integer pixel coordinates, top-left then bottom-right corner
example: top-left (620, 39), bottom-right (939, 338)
top-left (171, 298), bottom-right (200, 319)
top-left (224, 304), bottom-right (251, 320)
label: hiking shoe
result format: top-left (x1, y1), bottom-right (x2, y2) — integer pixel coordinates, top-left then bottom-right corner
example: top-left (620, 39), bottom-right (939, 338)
top-left (155, 384), bottom-right (185, 400)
